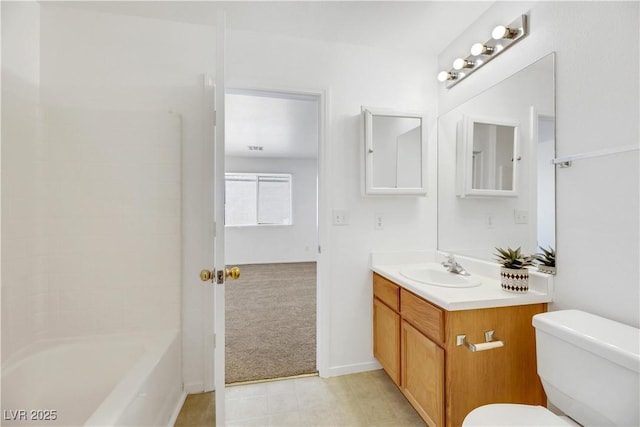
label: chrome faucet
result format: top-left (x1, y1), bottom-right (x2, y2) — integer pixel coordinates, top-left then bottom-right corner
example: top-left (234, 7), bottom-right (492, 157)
top-left (442, 254), bottom-right (470, 276)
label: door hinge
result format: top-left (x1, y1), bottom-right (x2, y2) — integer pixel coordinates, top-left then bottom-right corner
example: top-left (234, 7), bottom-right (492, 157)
top-left (318, 245), bottom-right (322, 254)
top-left (212, 221), bottom-right (216, 237)
top-left (212, 110), bottom-right (217, 126)
top-left (212, 334), bottom-right (216, 349)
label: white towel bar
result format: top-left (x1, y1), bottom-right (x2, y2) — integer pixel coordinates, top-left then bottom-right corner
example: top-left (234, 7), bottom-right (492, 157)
top-left (552, 144), bottom-right (638, 167)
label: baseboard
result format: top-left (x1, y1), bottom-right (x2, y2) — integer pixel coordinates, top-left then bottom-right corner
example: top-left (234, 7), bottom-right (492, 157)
top-left (322, 360), bottom-right (382, 377)
top-left (183, 381), bottom-right (205, 394)
top-left (166, 390), bottom-right (187, 427)
top-left (229, 259), bottom-right (318, 266)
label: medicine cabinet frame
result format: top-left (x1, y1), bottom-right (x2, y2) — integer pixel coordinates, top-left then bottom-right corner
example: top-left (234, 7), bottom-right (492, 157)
top-left (457, 115), bottom-right (520, 198)
top-left (361, 106), bottom-right (427, 196)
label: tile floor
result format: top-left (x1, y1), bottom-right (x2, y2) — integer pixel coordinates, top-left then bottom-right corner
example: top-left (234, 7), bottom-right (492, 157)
top-left (175, 391), bottom-right (216, 426)
top-left (175, 370), bottom-right (426, 427)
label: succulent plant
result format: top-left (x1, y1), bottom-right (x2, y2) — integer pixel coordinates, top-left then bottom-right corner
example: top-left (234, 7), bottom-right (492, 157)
top-left (535, 246), bottom-right (556, 267)
top-left (494, 247), bottom-right (535, 269)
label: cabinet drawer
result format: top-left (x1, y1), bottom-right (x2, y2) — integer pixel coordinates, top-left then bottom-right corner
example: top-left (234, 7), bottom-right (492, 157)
top-left (373, 273), bottom-right (400, 311)
top-left (401, 289), bottom-right (444, 344)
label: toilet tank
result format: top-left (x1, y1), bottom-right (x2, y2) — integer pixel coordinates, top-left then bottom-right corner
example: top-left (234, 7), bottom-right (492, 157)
top-left (533, 310), bottom-right (640, 426)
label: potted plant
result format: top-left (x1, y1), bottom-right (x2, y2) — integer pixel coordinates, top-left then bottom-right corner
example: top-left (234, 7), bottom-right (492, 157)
top-left (536, 246), bottom-right (556, 275)
top-left (495, 246), bottom-right (536, 293)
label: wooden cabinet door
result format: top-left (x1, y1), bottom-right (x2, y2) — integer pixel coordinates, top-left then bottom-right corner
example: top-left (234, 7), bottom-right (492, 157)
top-left (373, 298), bottom-right (401, 386)
top-left (402, 320), bottom-right (444, 427)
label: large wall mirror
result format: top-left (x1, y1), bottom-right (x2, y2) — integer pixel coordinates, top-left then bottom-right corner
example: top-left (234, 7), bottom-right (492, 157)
top-left (438, 53), bottom-right (556, 264)
top-left (362, 107), bottom-right (426, 195)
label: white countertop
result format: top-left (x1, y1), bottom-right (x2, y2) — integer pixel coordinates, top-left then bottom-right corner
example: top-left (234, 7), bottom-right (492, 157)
top-left (371, 251), bottom-right (554, 311)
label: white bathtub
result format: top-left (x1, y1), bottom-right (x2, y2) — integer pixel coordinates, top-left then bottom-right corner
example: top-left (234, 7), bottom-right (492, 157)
top-left (1, 330), bottom-right (183, 427)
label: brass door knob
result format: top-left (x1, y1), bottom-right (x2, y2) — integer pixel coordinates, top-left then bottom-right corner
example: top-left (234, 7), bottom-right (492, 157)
top-left (225, 267), bottom-right (240, 280)
top-left (200, 269), bottom-right (214, 282)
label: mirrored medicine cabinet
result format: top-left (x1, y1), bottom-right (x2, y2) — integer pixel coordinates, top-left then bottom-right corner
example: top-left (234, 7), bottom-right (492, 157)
top-left (457, 115), bottom-right (520, 197)
top-left (362, 107), bottom-right (426, 195)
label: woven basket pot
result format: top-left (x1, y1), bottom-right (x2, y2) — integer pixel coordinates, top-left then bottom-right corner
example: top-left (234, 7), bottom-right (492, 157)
top-left (500, 267), bottom-right (529, 292)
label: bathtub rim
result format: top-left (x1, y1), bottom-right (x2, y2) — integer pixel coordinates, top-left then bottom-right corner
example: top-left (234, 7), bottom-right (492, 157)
top-left (1, 329), bottom-right (182, 427)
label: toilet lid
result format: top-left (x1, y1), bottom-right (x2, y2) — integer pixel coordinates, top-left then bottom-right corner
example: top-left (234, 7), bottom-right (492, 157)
top-left (463, 404), bottom-right (575, 426)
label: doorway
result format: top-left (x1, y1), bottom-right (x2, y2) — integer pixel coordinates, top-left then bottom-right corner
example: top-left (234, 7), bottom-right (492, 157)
top-left (223, 89), bottom-right (320, 383)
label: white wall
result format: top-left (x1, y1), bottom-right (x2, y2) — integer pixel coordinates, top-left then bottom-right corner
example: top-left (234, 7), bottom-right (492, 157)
top-left (38, 5), bottom-right (216, 388)
top-left (38, 8), bottom-right (438, 385)
top-left (225, 156), bottom-right (318, 265)
top-left (1, 1), bottom-right (42, 363)
top-left (227, 28), bottom-right (438, 375)
top-left (438, 2), bottom-right (639, 327)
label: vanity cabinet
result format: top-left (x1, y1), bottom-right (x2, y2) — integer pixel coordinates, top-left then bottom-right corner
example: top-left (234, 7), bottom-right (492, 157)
top-left (372, 273), bottom-right (546, 427)
top-left (373, 274), bottom-right (401, 385)
top-left (402, 319), bottom-right (445, 426)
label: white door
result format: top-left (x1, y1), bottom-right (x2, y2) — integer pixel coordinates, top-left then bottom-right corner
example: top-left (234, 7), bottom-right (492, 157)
top-left (199, 12), bottom-right (237, 427)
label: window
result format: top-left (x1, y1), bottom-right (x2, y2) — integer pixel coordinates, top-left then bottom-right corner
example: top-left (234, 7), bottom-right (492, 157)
top-left (225, 173), bottom-right (292, 226)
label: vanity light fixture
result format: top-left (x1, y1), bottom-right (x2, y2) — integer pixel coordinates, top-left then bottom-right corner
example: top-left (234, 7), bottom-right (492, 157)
top-left (438, 14), bottom-right (528, 89)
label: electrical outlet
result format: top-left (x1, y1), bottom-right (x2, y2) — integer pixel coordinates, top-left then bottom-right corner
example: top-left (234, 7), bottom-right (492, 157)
top-left (332, 210), bottom-right (349, 225)
top-left (514, 209), bottom-right (528, 224)
top-left (374, 213), bottom-right (384, 230)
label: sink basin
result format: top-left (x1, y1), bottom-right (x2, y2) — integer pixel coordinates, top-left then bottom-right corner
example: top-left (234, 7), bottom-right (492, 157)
top-left (400, 266), bottom-right (481, 288)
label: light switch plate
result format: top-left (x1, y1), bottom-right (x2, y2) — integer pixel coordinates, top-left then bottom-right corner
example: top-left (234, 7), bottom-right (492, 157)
top-left (514, 209), bottom-right (528, 224)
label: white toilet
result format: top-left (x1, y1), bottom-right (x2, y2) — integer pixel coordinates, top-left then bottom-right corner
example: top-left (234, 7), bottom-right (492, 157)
top-left (463, 309), bottom-right (640, 426)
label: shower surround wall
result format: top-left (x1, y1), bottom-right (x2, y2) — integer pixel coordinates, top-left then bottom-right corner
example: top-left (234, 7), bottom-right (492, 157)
top-left (38, 4), bottom-right (217, 390)
top-left (2, 3), bottom-right (193, 363)
top-left (1, 1), bottom-right (43, 362)
top-left (41, 108), bottom-right (182, 338)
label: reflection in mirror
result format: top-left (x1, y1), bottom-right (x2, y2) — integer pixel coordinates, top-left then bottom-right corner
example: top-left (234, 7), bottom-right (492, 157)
top-left (534, 113), bottom-right (556, 253)
top-left (457, 116), bottom-right (520, 197)
top-left (472, 122), bottom-right (515, 190)
top-left (438, 53), bottom-right (555, 264)
top-left (373, 116), bottom-right (421, 188)
top-left (363, 107), bottom-right (426, 195)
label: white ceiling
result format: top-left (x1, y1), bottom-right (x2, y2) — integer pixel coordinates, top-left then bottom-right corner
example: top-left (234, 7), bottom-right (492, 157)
top-left (226, 90), bottom-right (319, 159)
top-left (48, 1), bottom-right (495, 159)
top-left (49, 1), bottom-right (494, 58)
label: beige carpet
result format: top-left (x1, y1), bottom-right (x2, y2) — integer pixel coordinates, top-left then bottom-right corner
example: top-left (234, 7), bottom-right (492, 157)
top-left (225, 262), bottom-right (317, 384)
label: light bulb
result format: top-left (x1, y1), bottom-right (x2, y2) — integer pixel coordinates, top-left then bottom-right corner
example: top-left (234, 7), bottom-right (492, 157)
top-left (453, 58), bottom-right (474, 70)
top-left (492, 25), bottom-right (506, 39)
top-left (437, 71), bottom-right (452, 82)
top-left (492, 25), bottom-right (518, 40)
top-left (470, 43), bottom-right (494, 56)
